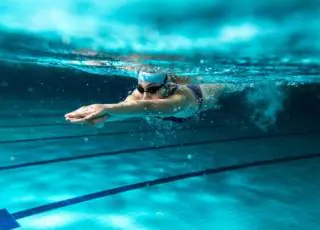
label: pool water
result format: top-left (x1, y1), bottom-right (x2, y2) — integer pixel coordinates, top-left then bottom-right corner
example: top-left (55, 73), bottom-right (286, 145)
top-left (1, 1), bottom-right (320, 229)
top-left (1, 88), bottom-right (320, 229)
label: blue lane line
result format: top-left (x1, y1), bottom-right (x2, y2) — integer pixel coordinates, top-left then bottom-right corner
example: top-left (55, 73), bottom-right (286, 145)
top-left (0, 119), bottom-right (149, 128)
top-left (0, 125), bottom-right (212, 144)
top-left (0, 130), bottom-right (144, 144)
top-left (0, 129), bottom-right (319, 171)
top-left (0, 129), bottom-right (319, 172)
top-left (0, 123), bottom-right (69, 128)
top-left (6, 151), bottom-right (320, 225)
top-left (0, 209), bottom-right (20, 229)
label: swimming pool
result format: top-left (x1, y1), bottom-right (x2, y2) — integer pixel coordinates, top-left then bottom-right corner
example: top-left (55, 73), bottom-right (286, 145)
top-left (1, 85), bottom-right (320, 229)
top-left (1, 1), bottom-right (320, 229)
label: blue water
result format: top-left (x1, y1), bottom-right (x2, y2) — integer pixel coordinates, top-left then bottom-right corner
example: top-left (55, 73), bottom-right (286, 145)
top-left (1, 1), bottom-right (320, 229)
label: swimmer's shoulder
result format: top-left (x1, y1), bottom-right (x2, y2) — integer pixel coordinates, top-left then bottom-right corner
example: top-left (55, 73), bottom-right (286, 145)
top-left (125, 89), bottom-right (141, 101)
top-left (168, 84), bottom-right (198, 102)
top-left (168, 74), bottom-right (193, 84)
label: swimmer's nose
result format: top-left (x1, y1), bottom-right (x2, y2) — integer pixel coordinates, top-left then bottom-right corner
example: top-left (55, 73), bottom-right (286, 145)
top-left (142, 93), bottom-right (151, 100)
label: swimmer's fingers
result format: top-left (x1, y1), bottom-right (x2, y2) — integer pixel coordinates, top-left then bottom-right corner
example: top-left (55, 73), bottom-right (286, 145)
top-left (65, 107), bottom-right (87, 117)
top-left (65, 110), bottom-right (81, 119)
top-left (67, 111), bottom-right (105, 123)
top-left (67, 117), bottom-right (94, 124)
top-left (65, 113), bottom-right (80, 120)
top-left (68, 114), bottom-right (108, 126)
top-left (67, 116), bottom-right (90, 124)
top-left (65, 106), bottom-right (92, 119)
top-left (65, 113), bottom-right (86, 121)
top-left (65, 104), bottom-right (106, 119)
top-left (67, 106), bottom-right (87, 114)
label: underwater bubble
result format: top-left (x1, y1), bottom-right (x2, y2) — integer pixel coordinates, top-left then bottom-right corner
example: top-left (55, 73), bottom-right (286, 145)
top-left (0, 81), bottom-right (9, 87)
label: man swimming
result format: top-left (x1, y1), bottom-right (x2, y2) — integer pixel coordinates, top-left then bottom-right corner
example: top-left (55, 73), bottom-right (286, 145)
top-left (65, 70), bottom-right (237, 126)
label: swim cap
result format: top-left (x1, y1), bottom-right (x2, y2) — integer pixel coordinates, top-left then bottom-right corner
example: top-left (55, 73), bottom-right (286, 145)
top-left (138, 71), bottom-right (167, 84)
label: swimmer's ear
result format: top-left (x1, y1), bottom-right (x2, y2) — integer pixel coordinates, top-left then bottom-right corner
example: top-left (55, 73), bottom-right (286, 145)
top-left (161, 84), bottom-right (170, 97)
top-left (163, 83), bottom-right (176, 97)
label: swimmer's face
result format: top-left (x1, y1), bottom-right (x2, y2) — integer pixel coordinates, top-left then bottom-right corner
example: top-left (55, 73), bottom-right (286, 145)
top-left (137, 81), bottom-right (165, 100)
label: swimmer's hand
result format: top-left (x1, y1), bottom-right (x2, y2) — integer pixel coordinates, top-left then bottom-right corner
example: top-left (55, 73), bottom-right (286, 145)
top-left (64, 104), bottom-right (110, 126)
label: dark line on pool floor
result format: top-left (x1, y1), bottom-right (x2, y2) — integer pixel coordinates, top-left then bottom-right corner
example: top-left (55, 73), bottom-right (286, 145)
top-left (11, 151), bottom-right (320, 221)
top-left (0, 119), bottom-right (143, 129)
top-left (0, 123), bottom-right (70, 128)
top-left (0, 125), bottom-right (214, 144)
top-left (0, 130), bottom-right (143, 144)
top-left (0, 129), bottom-right (319, 171)
top-left (0, 131), bottom-right (138, 144)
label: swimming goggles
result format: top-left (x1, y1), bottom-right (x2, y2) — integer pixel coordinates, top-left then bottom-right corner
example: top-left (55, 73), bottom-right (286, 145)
top-left (137, 84), bottom-right (164, 94)
top-left (137, 74), bottom-right (168, 94)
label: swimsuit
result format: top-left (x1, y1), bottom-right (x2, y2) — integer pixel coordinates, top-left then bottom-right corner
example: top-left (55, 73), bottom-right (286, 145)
top-left (162, 84), bottom-right (203, 123)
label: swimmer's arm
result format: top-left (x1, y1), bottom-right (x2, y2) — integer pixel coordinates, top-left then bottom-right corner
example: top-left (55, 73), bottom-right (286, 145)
top-left (103, 94), bottom-right (189, 117)
top-left (123, 90), bottom-right (140, 102)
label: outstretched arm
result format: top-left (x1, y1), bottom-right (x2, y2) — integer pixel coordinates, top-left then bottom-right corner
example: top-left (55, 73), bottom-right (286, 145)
top-left (65, 93), bottom-right (190, 125)
top-left (104, 93), bottom-right (189, 117)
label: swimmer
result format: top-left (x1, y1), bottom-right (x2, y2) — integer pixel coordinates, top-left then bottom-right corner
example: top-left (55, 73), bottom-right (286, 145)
top-left (65, 70), bottom-right (240, 126)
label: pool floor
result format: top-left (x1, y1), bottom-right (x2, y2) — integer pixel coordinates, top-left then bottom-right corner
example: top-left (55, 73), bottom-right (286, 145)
top-left (1, 101), bottom-right (320, 229)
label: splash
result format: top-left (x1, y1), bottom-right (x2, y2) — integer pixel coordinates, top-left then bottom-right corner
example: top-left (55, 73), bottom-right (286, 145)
top-left (245, 82), bottom-right (288, 130)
